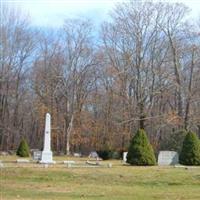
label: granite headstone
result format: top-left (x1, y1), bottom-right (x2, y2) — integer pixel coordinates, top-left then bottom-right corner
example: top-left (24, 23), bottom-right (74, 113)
top-left (158, 151), bottom-right (179, 166)
top-left (123, 152), bottom-right (128, 162)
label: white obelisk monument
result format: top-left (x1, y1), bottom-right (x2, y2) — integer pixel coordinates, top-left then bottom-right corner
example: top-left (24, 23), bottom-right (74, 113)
top-left (40, 113), bottom-right (55, 164)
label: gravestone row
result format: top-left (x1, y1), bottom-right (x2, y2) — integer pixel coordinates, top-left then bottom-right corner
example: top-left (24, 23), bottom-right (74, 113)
top-left (29, 113), bottom-right (180, 166)
top-left (123, 151), bottom-right (179, 166)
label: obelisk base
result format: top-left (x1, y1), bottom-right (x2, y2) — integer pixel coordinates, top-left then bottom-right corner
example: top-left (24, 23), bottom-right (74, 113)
top-left (40, 151), bottom-right (55, 164)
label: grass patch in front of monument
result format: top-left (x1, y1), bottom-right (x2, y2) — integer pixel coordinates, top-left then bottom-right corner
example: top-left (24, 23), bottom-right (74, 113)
top-left (1, 157), bottom-right (200, 200)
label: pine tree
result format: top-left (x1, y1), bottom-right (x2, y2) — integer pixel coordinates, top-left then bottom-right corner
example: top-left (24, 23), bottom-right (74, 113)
top-left (127, 129), bottom-right (156, 166)
top-left (16, 138), bottom-right (30, 157)
top-left (179, 131), bottom-right (200, 165)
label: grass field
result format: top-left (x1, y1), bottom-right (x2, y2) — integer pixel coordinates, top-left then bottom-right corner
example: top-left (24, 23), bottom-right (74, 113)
top-left (0, 156), bottom-right (200, 200)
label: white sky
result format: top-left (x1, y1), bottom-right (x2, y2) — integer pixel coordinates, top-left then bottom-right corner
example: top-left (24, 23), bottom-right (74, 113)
top-left (2, 0), bottom-right (200, 27)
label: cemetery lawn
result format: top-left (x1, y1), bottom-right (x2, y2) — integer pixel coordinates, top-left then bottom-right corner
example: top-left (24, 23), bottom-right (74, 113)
top-left (1, 156), bottom-right (200, 200)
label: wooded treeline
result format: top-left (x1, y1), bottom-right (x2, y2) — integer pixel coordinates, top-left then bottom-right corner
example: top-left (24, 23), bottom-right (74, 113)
top-left (0, 1), bottom-right (200, 154)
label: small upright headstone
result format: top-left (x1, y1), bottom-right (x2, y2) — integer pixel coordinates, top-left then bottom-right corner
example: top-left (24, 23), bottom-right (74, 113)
top-left (74, 153), bottom-right (81, 157)
top-left (158, 151), bottom-right (179, 166)
top-left (123, 152), bottom-right (128, 162)
top-left (33, 151), bottom-right (42, 161)
top-left (89, 151), bottom-right (99, 159)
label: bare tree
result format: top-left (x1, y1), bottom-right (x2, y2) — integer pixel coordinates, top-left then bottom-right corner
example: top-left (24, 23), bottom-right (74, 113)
top-left (0, 4), bottom-right (36, 150)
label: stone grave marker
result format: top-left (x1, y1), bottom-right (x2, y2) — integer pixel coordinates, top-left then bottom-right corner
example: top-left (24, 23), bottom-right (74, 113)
top-left (33, 150), bottom-right (42, 161)
top-left (89, 151), bottom-right (99, 159)
top-left (158, 151), bottom-right (179, 166)
top-left (74, 153), bottom-right (81, 157)
top-left (123, 152), bottom-right (128, 162)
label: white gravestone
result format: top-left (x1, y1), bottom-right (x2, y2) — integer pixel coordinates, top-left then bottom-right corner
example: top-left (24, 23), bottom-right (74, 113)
top-left (158, 151), bottom-right (179, 166)
top-left (40, 113), bottom-right (55, 164)
top-left (33, 151), bottom-right (42, 161)
top-left (123, 152), bottom-right (128, 162)
top-left (89, 151), bottom-right (99, 159)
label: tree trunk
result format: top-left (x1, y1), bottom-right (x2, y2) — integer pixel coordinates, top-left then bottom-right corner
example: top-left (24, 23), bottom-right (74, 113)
top-left (184, 49), bottom-right (194, 130)
top-left (66, 115), bottom-right (74, 156)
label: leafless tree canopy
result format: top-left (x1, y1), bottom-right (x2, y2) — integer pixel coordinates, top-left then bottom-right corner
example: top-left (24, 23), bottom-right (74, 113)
top-left (0, 1), bottom-right (200, 154)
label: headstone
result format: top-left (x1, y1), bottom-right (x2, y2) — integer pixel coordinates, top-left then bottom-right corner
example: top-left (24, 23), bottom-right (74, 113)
top-left (40, 113), bottom-right (55, 164)
top-left (158, 151), bottom-right (179, 166)
top-left (74, 153), bottom-right (81, 157)
top-left (17, 159), bottom-right (30, 163)
top-left (89, 151), bottom-right (99, 159)
top-left (33, 151), bottom-right (42, 161)
top-left (123, 152), bottom-right (128, 162)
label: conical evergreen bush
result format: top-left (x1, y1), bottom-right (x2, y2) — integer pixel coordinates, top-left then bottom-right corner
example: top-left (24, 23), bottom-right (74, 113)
top-left (16, 138), bottom-right (30, 157)
top-left (127, 129), bottom-right (156, 166)
top-left (179, 131), bottom-right (200, 165)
